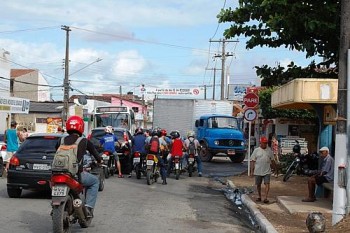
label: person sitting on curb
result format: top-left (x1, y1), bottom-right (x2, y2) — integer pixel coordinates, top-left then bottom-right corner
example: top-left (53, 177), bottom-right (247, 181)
top-left (250, 136), bottom-right (276, 204)
top-left (302, 146), bottom-right (334, 202)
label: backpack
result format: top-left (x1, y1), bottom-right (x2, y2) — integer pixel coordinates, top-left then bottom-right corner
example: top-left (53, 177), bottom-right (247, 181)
top-left (149, 137), bottom-right (159, 154)
top-left (52, 137), bottom-right (84, 175)
top-left (188, 139), bottom-right (196, 155)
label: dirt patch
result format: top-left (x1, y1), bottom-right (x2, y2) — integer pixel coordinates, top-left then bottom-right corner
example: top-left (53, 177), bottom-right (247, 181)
top-left (230, 173), bottom-right (350, 232)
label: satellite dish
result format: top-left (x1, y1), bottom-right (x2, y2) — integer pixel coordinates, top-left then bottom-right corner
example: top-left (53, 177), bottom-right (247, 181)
top-left (78, 96), bottom-right (87, 105)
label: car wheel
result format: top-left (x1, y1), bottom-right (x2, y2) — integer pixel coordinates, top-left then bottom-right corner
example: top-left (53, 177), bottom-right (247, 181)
top-left (199, 141), bottom-right (213, 162)
top-left (229, 153), bottom-right (246, 163)
top-left (7, 188), bottom-right (22, 198)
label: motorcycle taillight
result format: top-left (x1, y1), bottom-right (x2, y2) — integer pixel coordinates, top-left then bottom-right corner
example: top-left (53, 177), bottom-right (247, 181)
top-left (147, 154), bottom-right (155, 160)
top-left (103, 151), bottom-right (110, 156)
top-left (51, 174), bottom-right (83, 193)
top-left (134, 152), bottom-right (141, 158)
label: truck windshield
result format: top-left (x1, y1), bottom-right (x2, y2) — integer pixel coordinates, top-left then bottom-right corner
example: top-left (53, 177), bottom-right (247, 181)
top-left (95, 113), bottom-right (129, 129)
top-left (208, 117), bottom-right (238, 129)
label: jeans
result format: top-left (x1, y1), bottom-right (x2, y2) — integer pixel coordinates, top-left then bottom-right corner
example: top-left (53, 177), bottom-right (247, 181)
top-left (80, 171), bottom-right (99, 209)
top-left (183, 153), bottom-right (203, 173)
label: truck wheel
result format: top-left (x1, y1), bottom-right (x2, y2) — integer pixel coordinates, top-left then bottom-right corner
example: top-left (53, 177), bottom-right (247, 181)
top-left (199, 142), bottom-right (213, 162)
top-left (229, 153), bottom-right (245, 163)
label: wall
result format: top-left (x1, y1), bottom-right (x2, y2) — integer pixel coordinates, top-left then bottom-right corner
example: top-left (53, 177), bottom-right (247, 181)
top-left (13, 70), bottom-right (38, 101)
top-left (0, 49), bottom-right (11, 133)
top-left (37, 73), bottom-right (50, 101)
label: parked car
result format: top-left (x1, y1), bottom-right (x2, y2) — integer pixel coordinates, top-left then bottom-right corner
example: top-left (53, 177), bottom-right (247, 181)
top-left (0, 133), bottom-right (6, 177)
top-left (88, 127), bottom-right (133, 174)
top-left (6, 133), bottom-right (65, 198)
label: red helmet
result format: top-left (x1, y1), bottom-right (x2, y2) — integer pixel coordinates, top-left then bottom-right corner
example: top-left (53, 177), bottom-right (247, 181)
top-left (161, 129), bottom-right (167, 136)
top-left (66, 116), bottom-right (84, 135)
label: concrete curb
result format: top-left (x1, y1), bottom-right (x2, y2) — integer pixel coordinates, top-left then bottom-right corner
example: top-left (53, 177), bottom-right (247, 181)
top-left (227, 180), bottom-right (278, 233)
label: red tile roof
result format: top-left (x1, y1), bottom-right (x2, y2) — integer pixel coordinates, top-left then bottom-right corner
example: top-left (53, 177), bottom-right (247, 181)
top-left (10, 69), bottom-right (37, 78)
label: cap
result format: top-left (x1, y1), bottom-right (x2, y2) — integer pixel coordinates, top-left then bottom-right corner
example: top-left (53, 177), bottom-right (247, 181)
top-left (260, 136), bottom-right (268, 143)
top-left (319, 147), bottom-right (329, 153)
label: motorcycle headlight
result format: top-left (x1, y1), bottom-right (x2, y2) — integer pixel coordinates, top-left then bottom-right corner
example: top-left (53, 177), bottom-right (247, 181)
top-left (214, 140), bottom-right (219, 145)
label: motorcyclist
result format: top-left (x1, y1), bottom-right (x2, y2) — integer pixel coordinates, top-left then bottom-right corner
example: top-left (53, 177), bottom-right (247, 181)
top-left (167, 130), bottom-right (184, 175)
top-left (147, 129), bottom-right (167, 185)
top-left (99, 126), bottom-right (123, 178)
top-left (183, 130), bottom-right (203, 177)
top-left (56, 115), bottom-right (102, 217)
top-left (159, 129), bottom-right (170, 163)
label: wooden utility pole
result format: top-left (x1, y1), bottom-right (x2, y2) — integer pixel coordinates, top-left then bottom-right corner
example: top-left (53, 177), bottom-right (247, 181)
top-left (210, 39), bottom-right (237, 100)
top-left (62, 25), bottom-right (71, 124)
top-left (206, 67), bottom-right (221, 100)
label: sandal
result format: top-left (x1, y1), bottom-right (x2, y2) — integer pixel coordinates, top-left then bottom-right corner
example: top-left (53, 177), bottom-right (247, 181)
top-left (256, 198), bottom-right (262, 202)
top-left (118, 174), bottom-right (124, 178)
top-left (263, 199), bottom-right (269, 204)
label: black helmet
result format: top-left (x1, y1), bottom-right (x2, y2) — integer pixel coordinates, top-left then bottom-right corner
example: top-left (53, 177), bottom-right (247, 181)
top-left (293, 144), bottom-right (301, 154)
top-left (135, 127), bottom-right (143, 135)
top-left (151, 129), bottom-right (160, 137)
top-left (170, 130), bottom-right (180, 139)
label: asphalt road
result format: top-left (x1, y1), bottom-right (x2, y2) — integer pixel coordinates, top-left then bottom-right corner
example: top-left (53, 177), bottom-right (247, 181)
top-left (0, 157), bottom-right (253, 233)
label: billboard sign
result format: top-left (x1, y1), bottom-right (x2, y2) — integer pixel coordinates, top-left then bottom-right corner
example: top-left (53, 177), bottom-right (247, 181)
top-left (145, 88), bottom-right (201, 96)
top-left (0, 96), bottom-right (30, 114)
top-left (227, 84), bottom-right (250, 101)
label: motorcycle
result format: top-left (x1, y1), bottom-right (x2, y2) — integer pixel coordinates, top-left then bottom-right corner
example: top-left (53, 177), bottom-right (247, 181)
top-left (168, 155), bottom-right (183, 180)
top-left (101, 150), bottom-right (116, 179)
top-left (133, 151), bottom-right (146, 179)
top-left (187, 153), bottom-right (196, 177)
top-left (283, 152), bottom-right (319, 182)
top-left (145, 154), bottom-right (160, 185)
top-left (50, 162), bottom-right (101, 232)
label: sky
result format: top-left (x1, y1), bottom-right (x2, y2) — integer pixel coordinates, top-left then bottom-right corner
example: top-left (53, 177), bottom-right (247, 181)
top-left (0, 0), bottom-right (317, 101)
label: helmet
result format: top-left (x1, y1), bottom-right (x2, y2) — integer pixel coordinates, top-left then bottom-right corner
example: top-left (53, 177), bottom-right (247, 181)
top-left (151, 129), bottom-right (161, 137)
top-left (260, 136), bottom-right (268, 143)
top-left (66, 116), bottom-right (84, 135)
top-left (293, 144), bottom-right (301, 154)
top-left (161, 129), bottom-right (167, 136)
top-left (187, 130), bottom-right (195, 138)
top-left (105, 126), bottom-right (114, 134)
top-left (170, 130), bottom-right (180, 139)
top-left (135, 127), bottom-right (143, 135)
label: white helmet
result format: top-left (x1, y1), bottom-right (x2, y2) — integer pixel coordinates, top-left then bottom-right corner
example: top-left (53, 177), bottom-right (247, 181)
top-left (187, 130), bottom-right (195, 138)
top-left (105, 126), bottom-right (114, 134)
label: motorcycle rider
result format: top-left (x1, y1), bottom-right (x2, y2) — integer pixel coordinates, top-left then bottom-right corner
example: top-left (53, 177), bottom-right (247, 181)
top-left (132, 127), bottom-right (147, 173)
top-left (99, 126), bottom-right (123, 178)
top-left (159, 129), bottom-right (170, 163)
top-left (147, 129), bottom-right (167, 185)
top-left (56, 115), bottom-right (102, 217)
top-left (183, 131), bottom-right (203, 177)
top-left (167, 130), bottom-right (184, 175)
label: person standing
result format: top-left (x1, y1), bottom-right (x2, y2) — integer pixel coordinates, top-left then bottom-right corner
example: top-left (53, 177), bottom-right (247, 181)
top-left (250, 136), bottom-right (276, 203)
top-left (4, 121), bottom-right (21, 173)
top-left (302, 146), bottom-right (334, 202)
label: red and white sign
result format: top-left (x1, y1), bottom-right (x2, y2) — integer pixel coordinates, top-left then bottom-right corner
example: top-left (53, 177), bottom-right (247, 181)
top-left (244, 108), bottom-right (257, 121)
top-left (243, 92), bottom-right (259, 108)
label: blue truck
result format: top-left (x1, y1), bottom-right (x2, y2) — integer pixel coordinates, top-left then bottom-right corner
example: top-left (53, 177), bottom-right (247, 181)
top-left (153, 99), bottom-right (247, 163)
top-left (195, 114), bottom-right (247, 163)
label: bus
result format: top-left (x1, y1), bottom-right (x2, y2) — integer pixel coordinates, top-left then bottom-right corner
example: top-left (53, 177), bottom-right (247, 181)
top-left (92, 106), bottom-right (136, 133)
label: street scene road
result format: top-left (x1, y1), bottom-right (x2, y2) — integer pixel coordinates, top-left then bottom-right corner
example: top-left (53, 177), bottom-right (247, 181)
top-left (0, 158), bottom-right (256, 233)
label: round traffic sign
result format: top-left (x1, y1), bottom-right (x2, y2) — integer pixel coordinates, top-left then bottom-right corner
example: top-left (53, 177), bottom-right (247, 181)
top-left (243, 92), bottom-right (259, 108)
top-left (244, 108), bottom-right (257, 121)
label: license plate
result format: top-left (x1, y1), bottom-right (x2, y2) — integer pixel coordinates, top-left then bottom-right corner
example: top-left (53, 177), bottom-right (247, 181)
top-left (175, 163), bottom-right (179, 169)
top-left (33, 164), bottom-right (51, 170)
top-left (188, 158), bottom-right (195, 162)
top-left (146, 160), bottom-right (154, 166)
top-left (52, 185), bottom-right (68, 197)
top-left (227, 149), bottom-right (235, 155)
top-left (102, 154), bottom-right (109, 160)
top-left (133, 157), bottom-right (140, 164)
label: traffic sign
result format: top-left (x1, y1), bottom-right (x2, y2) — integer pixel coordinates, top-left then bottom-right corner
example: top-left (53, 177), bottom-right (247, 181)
top-left (244, 108), bottom-right (257, 121)
top-left (243, 92), bottom-right (259, 108)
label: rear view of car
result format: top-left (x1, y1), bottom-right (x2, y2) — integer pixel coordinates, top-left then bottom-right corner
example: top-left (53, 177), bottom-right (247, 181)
top-left (0, 133), bottom-right (6, 177)
top-left (7, 133), bottom-right (64, 198)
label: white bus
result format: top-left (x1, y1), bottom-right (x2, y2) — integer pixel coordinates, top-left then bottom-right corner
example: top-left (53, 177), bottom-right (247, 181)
top-left (92, 106), bottom-right (136, 133)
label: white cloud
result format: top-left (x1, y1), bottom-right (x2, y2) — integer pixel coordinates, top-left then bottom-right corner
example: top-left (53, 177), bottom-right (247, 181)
top-left (112, 50), bottom-right (147, 81)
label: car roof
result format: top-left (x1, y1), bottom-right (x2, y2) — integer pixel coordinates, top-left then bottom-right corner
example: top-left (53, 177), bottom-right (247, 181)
top-left (27, 133), bottom-right (66, 138)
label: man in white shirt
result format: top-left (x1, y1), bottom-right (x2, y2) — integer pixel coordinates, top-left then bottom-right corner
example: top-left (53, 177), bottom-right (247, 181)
top-left (250, 136), bottom-right (276, 203)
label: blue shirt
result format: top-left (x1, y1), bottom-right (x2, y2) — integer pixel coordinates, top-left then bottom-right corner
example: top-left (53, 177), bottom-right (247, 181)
top-left (132, 134), bottom-right (147, 154)
top-left (6, 129), bottom-right (19, 152)
top-left (100, 134), bottom-right (118, 153)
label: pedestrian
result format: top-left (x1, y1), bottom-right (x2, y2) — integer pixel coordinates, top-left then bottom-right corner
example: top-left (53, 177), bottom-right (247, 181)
top-left (21, 127), bottom-right (29, 141)
top-left (4, 121), bottom-right (21, 173)
top-left (250, 136), bottom-right (276, 203)
top-left (302, 146), bottom-right (334, 202)
top-left (271, 133), bottom-right (280, 177)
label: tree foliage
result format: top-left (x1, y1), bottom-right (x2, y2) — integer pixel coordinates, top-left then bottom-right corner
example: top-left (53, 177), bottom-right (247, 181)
top-left (218, 0), bottom-right (340, 69)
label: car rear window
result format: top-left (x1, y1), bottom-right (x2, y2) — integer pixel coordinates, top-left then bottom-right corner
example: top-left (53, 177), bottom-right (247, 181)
top-left (17, 136), bottom-right (60, 153)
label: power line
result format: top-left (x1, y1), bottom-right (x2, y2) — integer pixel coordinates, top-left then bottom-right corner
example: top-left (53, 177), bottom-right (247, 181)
top-left (0, 26), bottom-right (59, 34)
top-left (0, 76), bottom-right (62, 87)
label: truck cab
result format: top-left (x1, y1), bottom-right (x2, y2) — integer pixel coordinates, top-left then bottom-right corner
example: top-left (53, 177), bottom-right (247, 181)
top-left (195, 114), bottom-right (247, 163)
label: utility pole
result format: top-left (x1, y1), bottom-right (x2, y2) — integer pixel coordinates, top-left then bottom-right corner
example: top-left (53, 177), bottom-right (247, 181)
top-left (62, 25), bottom-right (71, 125)
top-left (333, 0), bottom-right (350, 225)
top-left (119, 86), bottom-right (123, 106)
top-left (210, 38), bottom-right (237, 100)
top-left (199, 85), bottom-right (212, 100)
top-left (206, 67), bottom-right (221, 100)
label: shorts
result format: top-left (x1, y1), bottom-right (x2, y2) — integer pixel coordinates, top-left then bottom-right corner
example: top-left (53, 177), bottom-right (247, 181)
top-left (5, 151), bottom-right (15, 163)
top-left (255, 174), bottom-right (271, 185)
top-left (315, 175), bottom-right (328, 185)
top-left (112, 152), bottom-right (120, 161)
